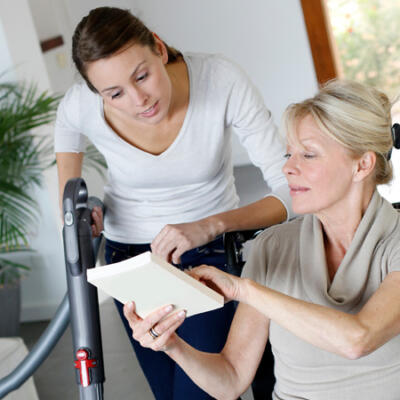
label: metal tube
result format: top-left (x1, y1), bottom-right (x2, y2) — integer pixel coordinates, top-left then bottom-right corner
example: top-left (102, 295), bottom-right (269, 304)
top-left (0, 295), bottom-right (70, 398)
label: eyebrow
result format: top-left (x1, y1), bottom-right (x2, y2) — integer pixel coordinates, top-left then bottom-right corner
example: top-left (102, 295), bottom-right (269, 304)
top-left (100, 61), bottom-right (146, 93)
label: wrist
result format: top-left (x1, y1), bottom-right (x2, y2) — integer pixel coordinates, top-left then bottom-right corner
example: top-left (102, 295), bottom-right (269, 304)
top-left (204, 214), bottom-right (227, 239)
top-left (164, 335), bottom-right (186, 360)
top-left (237, 278), bottom-right (253, 303)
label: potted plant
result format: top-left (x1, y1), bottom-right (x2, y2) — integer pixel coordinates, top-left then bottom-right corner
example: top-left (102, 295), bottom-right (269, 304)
top-left (0, 80), bottom-right (61, 336)
top-left (0, 78), bottom-right (107, 336)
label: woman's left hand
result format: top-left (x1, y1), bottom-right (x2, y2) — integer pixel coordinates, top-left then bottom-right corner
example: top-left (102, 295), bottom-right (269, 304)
top-left (188, 265), bottom-right (244, 303)
top-left (151, 219), bottom-right (217, 264)
top-left (123, 301), bottom-right (186, 352)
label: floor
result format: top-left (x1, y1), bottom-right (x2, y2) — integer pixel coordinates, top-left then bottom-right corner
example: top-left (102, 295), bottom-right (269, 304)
top-left (21, 299), bottom-right (153, 400)
top-left (17, 165), bottom-right (264, 399)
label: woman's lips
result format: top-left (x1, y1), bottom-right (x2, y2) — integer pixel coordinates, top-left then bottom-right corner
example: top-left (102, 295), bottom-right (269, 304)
top-left (140, 101), bottom-right (159, 118)
top-left (289, 185), bottom-right (310, 196)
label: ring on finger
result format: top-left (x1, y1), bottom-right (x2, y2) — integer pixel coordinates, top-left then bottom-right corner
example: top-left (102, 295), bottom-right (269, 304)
top-left (149, 327), bottom-right (160, 340)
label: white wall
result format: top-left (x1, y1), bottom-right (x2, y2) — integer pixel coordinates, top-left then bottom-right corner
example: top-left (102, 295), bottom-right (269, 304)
top-left (0, 0), bottom-right (67, 321)
top-left (0, 21), bottom-right (16, 82)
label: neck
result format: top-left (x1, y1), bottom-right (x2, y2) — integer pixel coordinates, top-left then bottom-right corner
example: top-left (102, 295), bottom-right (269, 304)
top-left (165, 57), bottom-right (189, 121)
top-left (316, 185), bottom-right (375, 251)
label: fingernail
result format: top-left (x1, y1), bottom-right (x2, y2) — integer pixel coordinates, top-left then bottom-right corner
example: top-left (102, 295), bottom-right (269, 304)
top-left (127, 301), bottom-right (133, 310)
top-left (178, 310), bottom-right (186, 318)
top-left (164, 305), bottom-right (173, 313)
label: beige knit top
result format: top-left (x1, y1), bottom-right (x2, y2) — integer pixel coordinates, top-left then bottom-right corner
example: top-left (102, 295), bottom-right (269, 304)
top-left (243, 191), bottom-right (400, 399)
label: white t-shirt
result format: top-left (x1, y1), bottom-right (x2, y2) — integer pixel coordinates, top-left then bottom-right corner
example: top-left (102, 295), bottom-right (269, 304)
top-left (55, 53), bottom-right (291, 243)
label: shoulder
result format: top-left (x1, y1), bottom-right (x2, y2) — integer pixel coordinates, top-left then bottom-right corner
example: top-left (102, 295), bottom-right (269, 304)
top-left (242, 217), bottom-right (304, 284)
top-left (56, 82), bottom-right (99, 130)
top-left (254, 216), bottom-right (304, 251)
top-left (56, 81), bottom-right (99, 125)
top-left (184, 52), bottom-right (248, 83)
top-left (59, 81), bottom-right (97, 112)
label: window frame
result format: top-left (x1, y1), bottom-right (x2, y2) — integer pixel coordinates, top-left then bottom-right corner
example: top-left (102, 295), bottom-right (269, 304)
top-left (300, 0), bottom-right (341, 85)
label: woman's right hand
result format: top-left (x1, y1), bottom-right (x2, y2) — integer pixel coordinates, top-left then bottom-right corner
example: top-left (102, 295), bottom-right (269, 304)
top-left (188, 265), bottom-right (244, 303)
top-left (91, 206), bottom-right (104, 237)
top-left (123, 301), bottom-right (186, 352)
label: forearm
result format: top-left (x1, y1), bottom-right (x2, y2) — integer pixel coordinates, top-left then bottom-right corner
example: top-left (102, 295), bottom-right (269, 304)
top-left (204, 196), bottom-right (287, 238)
top-left (56, 152), bottom-right (84, 212)
top-left (240, 279), bottom-right (369, 359)
top-left (166, 338), bottom-right (242, 400)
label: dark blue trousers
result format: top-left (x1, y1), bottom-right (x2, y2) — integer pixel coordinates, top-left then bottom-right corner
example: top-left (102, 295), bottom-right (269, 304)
top-left (105, 238), bottom-right (236, 400)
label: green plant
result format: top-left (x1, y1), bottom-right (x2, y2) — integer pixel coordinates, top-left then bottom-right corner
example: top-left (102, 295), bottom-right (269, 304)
top-left (0, 81), bottom-right (61, 285)
top-left (0, 79), bottom-right (107, 286)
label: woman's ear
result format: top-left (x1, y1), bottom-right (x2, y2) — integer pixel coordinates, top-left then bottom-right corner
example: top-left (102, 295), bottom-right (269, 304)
top-left (152, 32), bottom-right (168, 64)
top-left (353, 151), bottom-right (376, 182)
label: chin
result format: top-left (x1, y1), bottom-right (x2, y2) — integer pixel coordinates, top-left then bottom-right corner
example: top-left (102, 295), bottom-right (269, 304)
top-left (292, 202), bottom-right (314, 215)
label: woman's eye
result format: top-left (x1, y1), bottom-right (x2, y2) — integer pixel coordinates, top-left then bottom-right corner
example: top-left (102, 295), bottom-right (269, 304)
top-left (111, 91), bottom-right (122, 99)
top-left (136, 72), bottom-right (148, 82)
top-left (303, 153), bottom-right (316, 159)
top-left (283, 153), bottom-right (291, 159)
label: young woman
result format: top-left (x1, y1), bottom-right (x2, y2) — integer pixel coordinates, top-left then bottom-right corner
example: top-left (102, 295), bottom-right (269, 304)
top-left (54, 6), bottom-right (291, 400)
top-left (124, 80), bottom-right (400, 400)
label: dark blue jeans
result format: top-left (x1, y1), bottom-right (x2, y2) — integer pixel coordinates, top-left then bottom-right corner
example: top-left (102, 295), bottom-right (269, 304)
top-left (105, 237), bottom-right (236, 400)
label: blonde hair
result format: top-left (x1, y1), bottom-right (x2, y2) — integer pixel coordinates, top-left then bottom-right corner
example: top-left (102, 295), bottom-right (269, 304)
top-left (282, 80), bottom-right (393, 185)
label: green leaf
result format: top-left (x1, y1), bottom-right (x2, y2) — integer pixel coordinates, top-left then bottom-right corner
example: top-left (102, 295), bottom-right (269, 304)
top-left (0, 79), bottom-right (60, 281)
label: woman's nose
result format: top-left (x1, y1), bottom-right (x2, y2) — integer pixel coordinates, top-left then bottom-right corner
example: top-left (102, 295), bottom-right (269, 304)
top-left (282, 156), bottom-right (298, 176)
top-left (129, 86), bottom-right (148, 107)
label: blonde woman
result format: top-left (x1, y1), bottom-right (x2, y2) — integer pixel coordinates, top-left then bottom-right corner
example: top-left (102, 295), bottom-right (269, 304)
top-left (124, 80), bottom-right (400, 400)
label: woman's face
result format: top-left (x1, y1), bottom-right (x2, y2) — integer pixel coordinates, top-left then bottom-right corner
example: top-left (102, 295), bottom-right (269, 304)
top-left (283, 114), bottom-right (358, 215)
top-left (86, 39), bottom-right (172, 125)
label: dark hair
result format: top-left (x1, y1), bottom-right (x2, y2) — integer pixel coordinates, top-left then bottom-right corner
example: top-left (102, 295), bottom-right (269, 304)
top-left (72, 7), bottom-right (182, 92)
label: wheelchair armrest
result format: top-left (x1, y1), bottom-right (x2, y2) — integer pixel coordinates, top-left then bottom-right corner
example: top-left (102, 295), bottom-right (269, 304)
top-left (392, 202), bottom-right (400, 210)
top-left (223, 229), bottom-right (264, 276)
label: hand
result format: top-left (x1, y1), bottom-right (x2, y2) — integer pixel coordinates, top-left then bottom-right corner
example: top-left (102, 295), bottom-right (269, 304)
top-left (123, 301), bottom-right (186, 352)
top-left (188, 265), bottom-right (243, 303)
top-left (151, 219), bottom-right (217, 264)
top-left (91, 206), bottom-right (104, 237)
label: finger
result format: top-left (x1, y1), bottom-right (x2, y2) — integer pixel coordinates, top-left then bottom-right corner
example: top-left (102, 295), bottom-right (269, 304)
top-left (92, 208), bottom-right (104, 229)
top-left (189, 265), bottom-right (217, 279)
top-left (123, 301), bottom-right (141, 323)
top-left (151, 225), bottom-right (171, 251)
top-left (152, 309), bottom-right (186, 337)
top-left (152, 226), bottom-right (190, 261)
top-left (91, 224), bottom-right (99, 237)
top-left (144, 311), bottom-right (186, 350)
top-left (152, 239), bottom-right (178, 262)
top-left (95, 206), bottom-right (103, 219)
top-left (171, 244), bottom-right (190, 265)
top-left (90, 212), bottom-right (100, 237)
top-left (153, 240), bottom-right (177, 263)
top-left (135, 304), bottom-right (175, 337)
top-left (123, 302), bottom-right (144, 334)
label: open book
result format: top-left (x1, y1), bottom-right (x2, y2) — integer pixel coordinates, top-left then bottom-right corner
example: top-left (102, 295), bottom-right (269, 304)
top-left (87, 251), bottom-right (224, 318)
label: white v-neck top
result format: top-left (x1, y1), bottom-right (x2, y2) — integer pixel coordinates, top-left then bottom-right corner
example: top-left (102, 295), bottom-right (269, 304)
top-left (243, 191), bottom-right (400, 399)
top-left (54, 53), bottom-right (290, 243)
